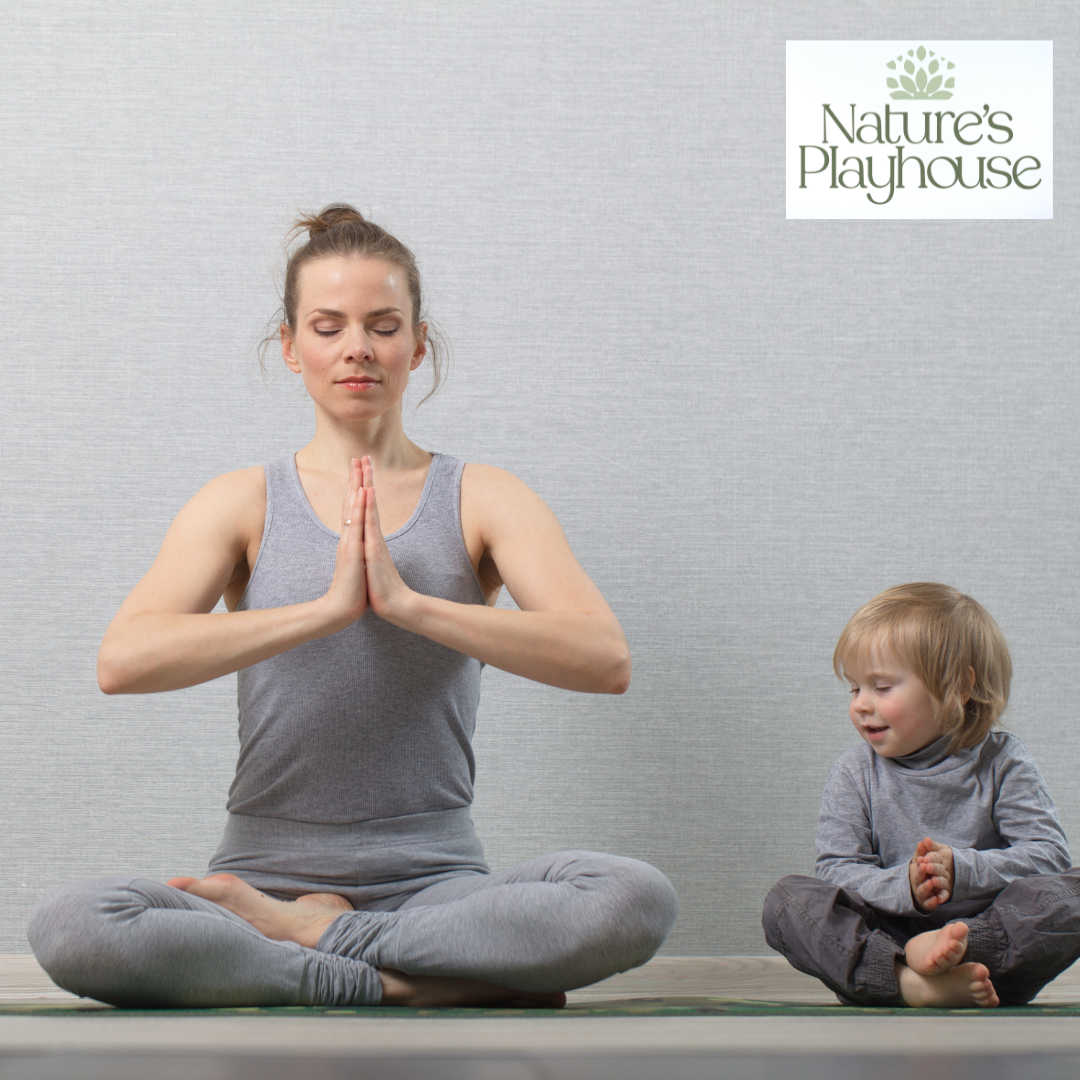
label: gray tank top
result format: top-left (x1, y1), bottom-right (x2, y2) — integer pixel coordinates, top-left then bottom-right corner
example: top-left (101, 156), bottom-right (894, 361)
top-left (228, 453), bottom-right (487, 824)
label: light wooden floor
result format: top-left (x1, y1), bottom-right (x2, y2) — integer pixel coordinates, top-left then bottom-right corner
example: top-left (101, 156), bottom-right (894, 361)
top-left (4, 955), bottom-right (1080, 1062)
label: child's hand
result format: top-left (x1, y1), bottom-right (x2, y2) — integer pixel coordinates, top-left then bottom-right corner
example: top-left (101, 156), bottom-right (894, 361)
top-left (908, 849), bottom-right (932, 908)
top-left (913, 837), bottom-right (954, 911)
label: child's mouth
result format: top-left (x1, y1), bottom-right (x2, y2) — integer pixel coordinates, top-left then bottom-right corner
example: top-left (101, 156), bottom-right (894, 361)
top-left (864, 726), bottom-right (888, 739)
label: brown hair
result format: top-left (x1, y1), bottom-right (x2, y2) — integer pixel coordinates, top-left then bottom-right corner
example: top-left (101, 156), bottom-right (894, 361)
top-left (833, 582), bottom-right (1011, 754)
top-left (264, 203), bottom-right (447, 402)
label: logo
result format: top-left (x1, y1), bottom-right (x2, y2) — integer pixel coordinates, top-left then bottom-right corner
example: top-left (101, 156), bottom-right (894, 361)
top-left (887, 46), bottom-right (953, 100)
top-left (786, 41), bottom-right (1053, 219)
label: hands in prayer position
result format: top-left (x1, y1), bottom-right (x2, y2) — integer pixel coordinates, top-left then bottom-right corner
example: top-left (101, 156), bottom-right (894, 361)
top-left (324, 456), bottom-right (412, 630)
top-left (909, 836), bottom-right (954, 911)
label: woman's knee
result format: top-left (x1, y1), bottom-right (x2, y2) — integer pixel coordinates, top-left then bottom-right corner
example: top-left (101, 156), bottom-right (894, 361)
top-left (27, 876), bottom-right (154, 995)
top-left (620, 857), bottom-right (679, 953)
top-left (568, 851), bottom-right (679, 962)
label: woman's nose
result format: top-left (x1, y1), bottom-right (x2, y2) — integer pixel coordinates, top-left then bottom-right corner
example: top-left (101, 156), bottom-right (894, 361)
top-left (343, 327), bottom-right (373, 361)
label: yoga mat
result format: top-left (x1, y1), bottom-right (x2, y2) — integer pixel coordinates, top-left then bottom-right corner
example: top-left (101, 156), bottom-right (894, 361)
top-left (3, 997), bottom-right (1079, 1018)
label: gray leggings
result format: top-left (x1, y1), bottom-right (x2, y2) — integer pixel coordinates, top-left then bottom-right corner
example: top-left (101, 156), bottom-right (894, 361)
top-left (28, 850), bottom-right (678, 1009)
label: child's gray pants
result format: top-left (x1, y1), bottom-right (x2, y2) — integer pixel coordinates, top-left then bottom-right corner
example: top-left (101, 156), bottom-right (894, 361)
top-left (27, 850), bottom-right (677, 1009)
top-left (762, 871), bottom-right (1080, 1006)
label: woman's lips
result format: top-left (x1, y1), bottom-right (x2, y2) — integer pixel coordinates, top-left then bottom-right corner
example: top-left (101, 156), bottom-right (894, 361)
top-left (338, 379), bottom-right (377, 391)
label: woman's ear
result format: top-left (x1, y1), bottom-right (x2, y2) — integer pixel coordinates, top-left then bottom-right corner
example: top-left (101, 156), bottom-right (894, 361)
top-left (281, 324), bottom-right (302, 374)
top-left (410, 322), bottom-right (428, 371)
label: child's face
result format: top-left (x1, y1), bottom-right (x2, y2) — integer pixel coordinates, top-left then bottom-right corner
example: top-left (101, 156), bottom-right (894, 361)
top-left (845, 644), bottom-right (943, 758)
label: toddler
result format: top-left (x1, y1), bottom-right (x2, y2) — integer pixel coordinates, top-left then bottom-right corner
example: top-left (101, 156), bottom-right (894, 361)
top-left (762, 583), bottom-right (1078, 1008)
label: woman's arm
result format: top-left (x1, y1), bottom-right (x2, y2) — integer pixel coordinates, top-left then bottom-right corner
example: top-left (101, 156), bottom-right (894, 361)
top-left (362, 460), bottom-right (631, 694)
top-left (97, 466), bottom-right (370, 694)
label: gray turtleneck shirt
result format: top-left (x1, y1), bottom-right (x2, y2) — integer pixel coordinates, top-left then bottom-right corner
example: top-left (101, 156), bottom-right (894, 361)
top-left (815, 732), bottom-right (1071, 916)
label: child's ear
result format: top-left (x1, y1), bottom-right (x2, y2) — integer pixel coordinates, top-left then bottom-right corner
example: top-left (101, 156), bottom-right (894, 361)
top-left (961, 665), bottom-right (976, 704)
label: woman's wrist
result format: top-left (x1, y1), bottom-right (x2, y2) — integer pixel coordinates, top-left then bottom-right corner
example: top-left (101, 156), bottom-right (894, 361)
top-left (313, 593), bottom-right (364, 637)
top-left (373, 584), bottom-right (424, 631)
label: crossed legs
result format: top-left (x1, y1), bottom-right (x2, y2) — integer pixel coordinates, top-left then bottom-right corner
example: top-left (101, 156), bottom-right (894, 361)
top-left (762, 875), bottom-right (996, 1008)
top-left (166, 873), bottom-right (566, 1007)
top-left (30, 850), bottom-right (677, 1009)
top-left (764, 872), bottom-right (1080, 1008)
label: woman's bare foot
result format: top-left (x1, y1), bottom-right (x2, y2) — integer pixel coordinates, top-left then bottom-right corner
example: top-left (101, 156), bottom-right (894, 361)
top-left (168, 876), bottom-right (566, 1009)
top-left (897, 961), bottom-right (999, 1008)
top-left (168, 874), bottom-right (352, 949)
top-left (378, 968), bottom-right (566, 1009)
top-left (904, 921), bottom-right (969, 976)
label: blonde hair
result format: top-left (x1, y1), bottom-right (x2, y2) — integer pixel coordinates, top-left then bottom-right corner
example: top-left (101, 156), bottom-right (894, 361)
top-left (263, 203), bottom-right (448, 403)
top-left (833, 583), bottom-right (1011, 753)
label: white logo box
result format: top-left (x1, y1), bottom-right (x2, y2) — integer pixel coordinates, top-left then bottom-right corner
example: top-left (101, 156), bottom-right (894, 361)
top-left (786, 41), bottom-right (1053, 219)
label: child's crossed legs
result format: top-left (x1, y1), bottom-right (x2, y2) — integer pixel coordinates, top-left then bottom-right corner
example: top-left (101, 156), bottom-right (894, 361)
top-left (763, 870), bottom-right (1080, 1008)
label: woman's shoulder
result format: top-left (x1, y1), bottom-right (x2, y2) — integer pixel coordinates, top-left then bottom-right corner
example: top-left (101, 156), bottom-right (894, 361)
top-left (459, 462), bottom-right (561, 544)
top-left (460, 460), bottom-right (523, 487)
top-left (460, 462), bottom-right (548, 511)
top-left (174, 465), bottom-right (267, 546)
top-left (189, 464), bottom-right (266, 513)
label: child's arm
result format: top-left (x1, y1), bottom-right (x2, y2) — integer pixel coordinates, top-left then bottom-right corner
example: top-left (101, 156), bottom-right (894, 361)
top-left (815, 757), bottom-right (924, 915)
top-left (948, 743), bottom-right (1071, 901)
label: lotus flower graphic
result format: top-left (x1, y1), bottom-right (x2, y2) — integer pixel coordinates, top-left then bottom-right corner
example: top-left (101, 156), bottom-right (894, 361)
top-left (886, 45), bottom-right (954, 99)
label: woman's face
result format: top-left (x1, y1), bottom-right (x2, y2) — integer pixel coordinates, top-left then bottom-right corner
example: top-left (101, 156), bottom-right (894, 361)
top-left (282, 255), bottom-right (426, 420)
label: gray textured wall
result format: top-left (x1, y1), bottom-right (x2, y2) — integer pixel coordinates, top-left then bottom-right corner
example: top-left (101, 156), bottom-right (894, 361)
top-left (0, 1), bottom-right (1077, 956)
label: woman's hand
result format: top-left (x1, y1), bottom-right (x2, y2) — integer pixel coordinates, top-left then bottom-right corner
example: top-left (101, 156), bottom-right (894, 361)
top-left (353, 462), bottom-right (630, 694)
top-left (323, 459), bottom-right (370, 629)
top-left (98, 465), bottom-right (363, 695)
top-left (359, 457), bottom-right (415, 622)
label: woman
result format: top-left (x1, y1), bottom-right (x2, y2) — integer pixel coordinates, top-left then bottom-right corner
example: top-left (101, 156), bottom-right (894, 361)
top-left (28, 205), bottom-right (677, 1008)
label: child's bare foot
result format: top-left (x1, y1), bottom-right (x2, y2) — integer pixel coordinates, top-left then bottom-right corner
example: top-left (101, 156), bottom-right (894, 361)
top-left (168, 874), bottom-right (352, 949)
top-left (378, 968), bottom-right (566, 1009)
top-left (897, 961), bottom-right (999, 1009)
top-left (904, 921), bottom-right (968, 976)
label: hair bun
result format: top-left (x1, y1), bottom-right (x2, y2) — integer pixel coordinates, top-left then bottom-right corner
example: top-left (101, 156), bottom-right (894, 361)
top-left (295, 203), bottom-right (365, 239)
